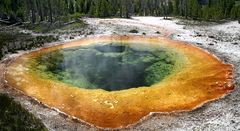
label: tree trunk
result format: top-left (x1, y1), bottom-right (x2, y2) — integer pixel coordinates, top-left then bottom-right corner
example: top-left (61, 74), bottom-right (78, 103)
top-left (185, 0), bottom-right (188, 19)
top-left (28, 0), bottom-right (36, 23)
top-left (48, 0), bottom-right (53, 22)
top-left (36, 0), bottom-right (44, 21)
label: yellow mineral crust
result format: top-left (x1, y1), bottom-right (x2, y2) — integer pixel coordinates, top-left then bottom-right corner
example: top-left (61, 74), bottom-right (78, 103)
top-left (5, 35), bottom-right (234, 128)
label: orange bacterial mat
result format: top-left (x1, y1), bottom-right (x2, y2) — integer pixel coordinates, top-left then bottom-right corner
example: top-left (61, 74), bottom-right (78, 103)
top-left (5, 35), bottom-right (235, 128)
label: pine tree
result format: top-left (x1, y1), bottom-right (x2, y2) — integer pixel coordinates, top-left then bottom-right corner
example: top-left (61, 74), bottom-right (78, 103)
top-left (173, 0), bottom-right (180, 15)
top-left (168, 1), bottom-right (174, 16)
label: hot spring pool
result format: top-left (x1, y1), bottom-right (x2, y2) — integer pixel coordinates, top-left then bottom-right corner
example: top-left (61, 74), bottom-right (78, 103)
top-left (32, 42), bottom-right (182, 91)
top-left (5, 35), bottom-right (234, 128)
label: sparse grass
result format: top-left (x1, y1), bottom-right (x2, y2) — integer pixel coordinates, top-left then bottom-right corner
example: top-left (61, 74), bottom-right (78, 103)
top-left (22, 22), bottom-right (55, 33)
top-left (58, 13), bottom-right (85, 23)
top-left (61, 21), bottom-right (86, 30)
top-left (0, 94), bottom-right (48, 131)
top-left (23, 20), bottom-right (87, 33)
top-left (0, 32), bottom-right (58, 59)
top-left (176, 17), bottom-right (232, 26)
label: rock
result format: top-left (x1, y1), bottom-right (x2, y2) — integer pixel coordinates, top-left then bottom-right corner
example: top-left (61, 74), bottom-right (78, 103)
top-left (231, 42), bottom-right (238, 45)
top-left (208, 35), bottom-right (215, 38)
top-left (156, 31), bottom-right (161, 34)
top-left (87, 31), bottom-right (94, 35)
top-left (129, 29), bottom-right (139, 33)
top-left (195, 32), bottom-right (202, 37)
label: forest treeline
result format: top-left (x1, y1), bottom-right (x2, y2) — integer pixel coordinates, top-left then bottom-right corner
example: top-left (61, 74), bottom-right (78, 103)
top-left (0, 0), bottom-right (240, 24)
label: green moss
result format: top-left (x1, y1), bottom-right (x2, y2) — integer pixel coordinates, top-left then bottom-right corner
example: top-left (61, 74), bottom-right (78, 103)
top-left (0, 94), bottom-right (47, 131)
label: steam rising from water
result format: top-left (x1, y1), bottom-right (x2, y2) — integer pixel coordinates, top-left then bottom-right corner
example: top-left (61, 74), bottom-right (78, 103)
top-left (32, 42), bottom-right (177, 91)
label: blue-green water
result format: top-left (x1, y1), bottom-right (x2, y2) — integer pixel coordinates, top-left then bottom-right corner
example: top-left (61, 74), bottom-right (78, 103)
top-left (31, 43), bottom-right (178, 91)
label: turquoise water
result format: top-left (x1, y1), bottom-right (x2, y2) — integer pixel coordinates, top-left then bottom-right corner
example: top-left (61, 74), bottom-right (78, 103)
top-left (32, 42), bottom-right (177, 91)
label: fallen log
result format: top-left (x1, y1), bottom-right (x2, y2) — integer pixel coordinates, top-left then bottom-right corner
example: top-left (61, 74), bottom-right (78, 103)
top-left (0, 19), bottom-right (11, 24)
